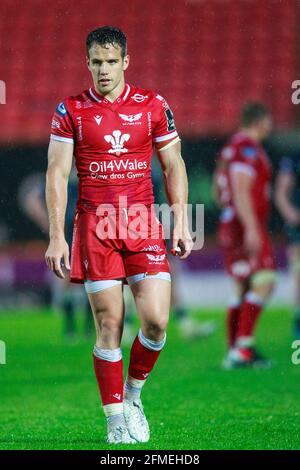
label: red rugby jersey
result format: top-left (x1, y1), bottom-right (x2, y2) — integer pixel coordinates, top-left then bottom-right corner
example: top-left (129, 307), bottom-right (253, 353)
top-left (50, 84), bottom-right (178, 212)
top-left (215, 132), bottom-right (272, 223)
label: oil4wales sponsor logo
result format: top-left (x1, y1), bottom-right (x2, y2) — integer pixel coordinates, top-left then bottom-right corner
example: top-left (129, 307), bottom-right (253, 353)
top-left (89, 159), bottom-right (148, 180)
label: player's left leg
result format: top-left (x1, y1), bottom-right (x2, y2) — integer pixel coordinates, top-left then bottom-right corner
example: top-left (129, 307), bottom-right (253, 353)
top-left (233, 270), bottom-right (276, 367)
top-left (123, 273), bottom-right (171, 443)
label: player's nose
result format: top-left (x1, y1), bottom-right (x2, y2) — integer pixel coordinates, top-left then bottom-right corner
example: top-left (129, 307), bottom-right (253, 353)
top-left (99, 65), bottom-right (109, 75)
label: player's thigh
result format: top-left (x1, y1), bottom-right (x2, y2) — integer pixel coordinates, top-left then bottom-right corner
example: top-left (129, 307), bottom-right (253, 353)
top-left (87, 284), bottom-right (124, 329)
top-left (249, 233), bottom-right (277, 299)
top-left (130, 277), bottom-right (171, 332)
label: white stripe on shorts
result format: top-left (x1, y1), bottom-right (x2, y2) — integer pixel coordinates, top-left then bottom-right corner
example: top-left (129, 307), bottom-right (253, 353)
top-left (84, 279), bottom-right (123, 294)
top-left (127, 271), bottom-right (171, 286)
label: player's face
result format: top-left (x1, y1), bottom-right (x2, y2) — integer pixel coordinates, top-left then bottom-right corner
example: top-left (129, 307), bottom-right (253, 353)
top-left (259, 115), bottom-right (273, 139)
top-left (87, 43), bottom-right (129, 96)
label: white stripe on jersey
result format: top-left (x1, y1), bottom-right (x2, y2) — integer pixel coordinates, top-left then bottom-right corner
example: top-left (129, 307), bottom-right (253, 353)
top-left (50, 134), bottom-right (74, 144)
top-left (89, 87), bottom-right (102, 103)
top-left (230, 162), bottom-right (256, 178)
top-left (153, 130), bottom-right (178, 143)
top-left (123, 84), bottom-right (131, 101)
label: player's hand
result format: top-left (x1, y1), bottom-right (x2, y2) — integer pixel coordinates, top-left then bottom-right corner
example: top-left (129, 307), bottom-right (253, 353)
top-left (244, 226), bottom-right (262, 256)
top-left (45, 236), bottom-right (70, 279)
top-left (171, 227), bottom-right (194, 259)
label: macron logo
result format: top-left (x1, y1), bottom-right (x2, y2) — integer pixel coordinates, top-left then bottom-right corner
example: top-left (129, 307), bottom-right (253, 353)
top-left (112, 393), bottom-right (121, 401)
top-left (94, 115), bottom-right (103, 126)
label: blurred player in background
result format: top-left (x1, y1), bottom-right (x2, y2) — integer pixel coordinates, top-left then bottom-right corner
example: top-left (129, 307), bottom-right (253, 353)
top-left (214, 102), bottom-right (276, 369)
top-left (275, 152), bottom-right (300, 337)
top-left (45, 26), bottom-right (193, 444)
top-left (19, 171), bottom-right (93, 340)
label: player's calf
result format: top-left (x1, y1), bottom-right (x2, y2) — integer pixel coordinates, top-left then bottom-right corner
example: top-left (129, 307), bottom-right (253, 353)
top-left (124, 329), bottom-right (166, 442)
top-left (93, 346), bottom-right (136, 444)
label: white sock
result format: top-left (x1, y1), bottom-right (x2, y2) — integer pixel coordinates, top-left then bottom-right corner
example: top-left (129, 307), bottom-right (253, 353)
top-left (124, 376), bottom-right (146, 402)
top-left (236, 336), bottom-right (255, 348)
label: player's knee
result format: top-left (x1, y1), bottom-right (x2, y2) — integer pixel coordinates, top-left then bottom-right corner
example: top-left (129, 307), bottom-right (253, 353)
top-left (97, 315), bottom-right (122, 336)
top-left (143, 316), bottom-right (168, 340)
top-left (251, 271), bottom-right (276, 300)
top-left (253, 282), bottom-right (275, 301)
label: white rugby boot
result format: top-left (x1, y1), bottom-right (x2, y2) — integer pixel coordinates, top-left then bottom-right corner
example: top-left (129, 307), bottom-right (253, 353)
top-left (124, 399), bottom-right (150, 443)
top-left (107, 423), bottom-right (137, 444)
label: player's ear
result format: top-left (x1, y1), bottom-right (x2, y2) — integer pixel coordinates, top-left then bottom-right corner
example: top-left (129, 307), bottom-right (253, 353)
top-left (86, 56), bottom-right (91, 71)
top-left (122, 54), bottom-right (130, 71)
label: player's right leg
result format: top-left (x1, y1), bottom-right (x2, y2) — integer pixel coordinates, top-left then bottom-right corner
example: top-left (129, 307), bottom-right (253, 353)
top-left (226, 271), bottom-right (276, 369)
top-left (123, 273), bottom-right (171, 443)
top-left (227, 278), bottom-right (249, 347)
top-left (85, 280), bottom-right (136, 444)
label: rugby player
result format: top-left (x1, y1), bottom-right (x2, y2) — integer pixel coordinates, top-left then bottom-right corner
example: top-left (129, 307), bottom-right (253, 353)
top-left (214, 102), bottom-right (275, 368)
top-left (45, 26), bottom-right (193, 443)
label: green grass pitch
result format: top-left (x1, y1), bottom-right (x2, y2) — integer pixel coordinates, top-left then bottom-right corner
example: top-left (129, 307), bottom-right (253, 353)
top-left (0, 305), bottom-right (299, 450)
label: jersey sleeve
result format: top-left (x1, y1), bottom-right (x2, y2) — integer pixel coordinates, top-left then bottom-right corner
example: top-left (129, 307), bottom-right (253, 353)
top-left (50, 101), bottom-right (75, 144)
top-left (152, 94), bottom-right (178, 144)
top-left (230, 144), bottom-right (258, 178)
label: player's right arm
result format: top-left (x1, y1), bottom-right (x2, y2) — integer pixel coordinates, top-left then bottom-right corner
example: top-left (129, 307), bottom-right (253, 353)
top-left (275, 157), bottom-right (300, 226)
top-left (230, 159), bottom-right (261, 255)
top-left (45, 139), bottom-right (73, 278)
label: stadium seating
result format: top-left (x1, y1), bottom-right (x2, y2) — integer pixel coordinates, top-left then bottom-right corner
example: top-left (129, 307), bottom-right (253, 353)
top-left (0, 0), bottom-right (298, 142)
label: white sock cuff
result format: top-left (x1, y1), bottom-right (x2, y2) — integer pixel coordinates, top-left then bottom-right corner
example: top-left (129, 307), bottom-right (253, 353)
top-left (103, 403), bottom-right (124, 417)
top-left (93, 346), bottom-right (122, 362)
top-left (236, 336), bottom-right (255, 348)
top-left (126, 376), bottom-right (146, 388)
top-left (229, 297), bottom-right (241, 308)
top-left (245, 291), bottom-right (264, 306)
top-left (138, 329), bottom-right (166, 351)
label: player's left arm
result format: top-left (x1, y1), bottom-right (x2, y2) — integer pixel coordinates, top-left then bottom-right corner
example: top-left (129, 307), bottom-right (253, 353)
top-left (156, 139), bottom-right (194, 259)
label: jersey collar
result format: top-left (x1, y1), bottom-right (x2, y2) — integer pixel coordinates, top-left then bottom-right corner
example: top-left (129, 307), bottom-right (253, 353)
top-left (89, 83), bottom-right (131, 106)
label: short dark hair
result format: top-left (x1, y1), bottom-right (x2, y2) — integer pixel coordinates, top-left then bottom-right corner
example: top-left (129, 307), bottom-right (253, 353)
top-left (240, 102), bottom-right (270, 127)
top-left (86, 26), bottom-right (127, 58)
